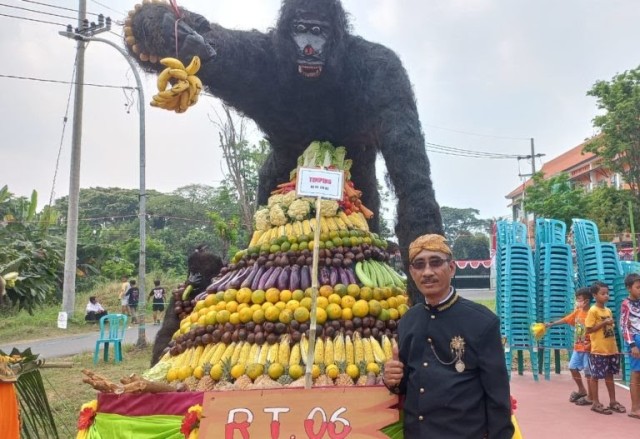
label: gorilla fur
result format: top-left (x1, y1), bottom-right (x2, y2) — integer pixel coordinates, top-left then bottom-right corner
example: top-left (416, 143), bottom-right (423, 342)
top-left (151, 246), bottom-right (223, 365)
top-left (129, 0), bottom-right (443, 305)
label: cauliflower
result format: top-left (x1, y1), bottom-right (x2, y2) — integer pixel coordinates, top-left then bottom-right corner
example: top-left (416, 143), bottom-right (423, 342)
top-left (288, 198), bottom-right (311, 221)
top-left (319, 200), bottom-right (339, 217)
top-left (267, 194), bottom-right (284, 207)
top-left (254, 208), bottom-right (271, 231)
top-left (281, 190), bottom-right (297, 207)
top-left (269, 204), bottom-right (288, 226)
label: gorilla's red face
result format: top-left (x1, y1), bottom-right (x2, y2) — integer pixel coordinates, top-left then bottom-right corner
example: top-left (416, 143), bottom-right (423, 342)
top-left (291, 17), bottom-right (330, 79)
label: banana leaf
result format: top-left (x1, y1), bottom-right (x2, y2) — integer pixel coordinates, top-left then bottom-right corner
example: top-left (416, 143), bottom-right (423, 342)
top-left (380, 410), bottom-right (404, 439)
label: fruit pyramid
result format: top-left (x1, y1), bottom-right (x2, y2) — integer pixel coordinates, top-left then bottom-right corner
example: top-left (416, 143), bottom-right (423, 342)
top-left (148, 142), bottom-right (409, 391)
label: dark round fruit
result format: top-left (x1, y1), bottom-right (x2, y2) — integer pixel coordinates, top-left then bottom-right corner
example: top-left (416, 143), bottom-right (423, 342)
top-left (186, 340), bottom-right (194, 349)
top-left (353, 317), bottom-right (362, 328)
top-left (375, 320), bottom-right (386, 330)
top-left (221, 332), bottom-right (232, 344)
top-left (266, 333), bottom-right (278, 345)
top-left (231, 330), bottom-right (239, 343)
top-left (194, 336), bottom-right (203, 346)
top-left (325, 326), bottom-right (335, 338)
top-left (255, 332), bottom-right (265, 345)
top-left (201, 333), bottom-right (213, 345)
top-left (174, 306), bottom-right (183, 315)
top-left (291, 331), bottom-right (301, 343)
top-left (264, 322), bottom-right (275, 334)
top-left (362, 316), bottom-right (372, 328)
top-left (363, 327), bottom-right (372, 338)
top-left (299, 323), bottom-right (309, 333)
top-left (246, 322), bottom-right (256, 332)
top-left (345, 329), bottom-right (354, 338)
top-left (206, 325), bottom-right (215, 334)
top-left (247, 333), bottom-right (256, 344)
top-left (331, 320), bottom-right (341, 330)
top-left (170, 346), bottom-right (180, 356)
top-left (371, 328), bottom-right (380, 339)
top-left (195, 326), bottom-right (206, 337)
top-left (254, 324), bottom-right (263, 334)
top-left (344, 320), bottom-right (354, 331)
top-left (212, 329), bottom-right (222, 343)
top-left (290, 320), bottom-right (300, 331)
top-left (275, 322), bottom-right (286, 335)
top-left (224, 322), bottom-right (234, 333)
top-left (387, 320), bottom-right (397, 330)
top-left (238, 329), bottom-right (248, 341)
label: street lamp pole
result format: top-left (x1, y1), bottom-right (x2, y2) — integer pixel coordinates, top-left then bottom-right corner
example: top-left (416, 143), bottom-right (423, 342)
top-left (59, 25), bottom-right (148, 346)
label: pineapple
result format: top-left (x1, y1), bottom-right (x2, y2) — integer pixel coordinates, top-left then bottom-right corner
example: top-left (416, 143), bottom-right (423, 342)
top-left (252, 361), bottom-right (282, 389)
top-left (234, 374), bottom-right (253, 390)
top-left (335, 361), bottom-right (354, 387)
top-left (277, 366), bottom-right (294, 386)
top-left (314, 364), bottom-right (334, 387)
top-left (183, 376), bottom-right (198, 391)
top-left (356, 361), bottom-right (368, 386)
top-left (195, 364), bottom-right (216, 391)
top-left (214, 358), bottom-right (235, 391)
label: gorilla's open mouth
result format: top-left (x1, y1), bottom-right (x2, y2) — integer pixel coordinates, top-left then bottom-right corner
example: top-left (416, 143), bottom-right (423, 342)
top-left (298, 64), bottom-right (323, 78)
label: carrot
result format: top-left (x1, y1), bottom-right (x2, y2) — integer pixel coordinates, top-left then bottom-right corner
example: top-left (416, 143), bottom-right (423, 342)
top-left (359, 204), bottom-right (374, 219)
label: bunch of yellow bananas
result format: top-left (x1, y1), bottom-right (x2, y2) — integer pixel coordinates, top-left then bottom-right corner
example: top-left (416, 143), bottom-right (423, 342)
top-left (150, 56), bottom-right (203, 113)
top-left (2, 272), bottom-right (19, 289)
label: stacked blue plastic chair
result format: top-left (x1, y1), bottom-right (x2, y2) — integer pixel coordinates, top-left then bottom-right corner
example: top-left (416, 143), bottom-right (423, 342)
top-left (534, 218), bottom-right (574, 380)
top-left (495, 220), bottom-right (539, 381)
top-left (572, 219), bottom-right (625, 378)
top-left (618, 261), bottom-right (640, 383)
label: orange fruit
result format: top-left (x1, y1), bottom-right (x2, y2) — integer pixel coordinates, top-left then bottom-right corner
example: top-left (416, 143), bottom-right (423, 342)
top-left (194, 300), bottom-right (205, 312)
top-left (319, 285), bottom-right (333, 297)
top-left (398, 304), bottom-right (409, 316)
top-left (326, 303), bottom-right (342, 320)
top-left (275, 301), bottom-right (287, 311)
top-left (214, 301), bottom-right (227, 312)
top-left (311, 364), bottom-right (321, 379)
top-left (246, 363), bottom-right (264, 380)
top-left (300, 297), bottom-right (312, 310)
top-left (292, 289), bottom-right (305, 301)
top-left (279, 289), bottom-right (293, 302)
top-left (304, 287), bottom-right (313, 298)
top-left (383, 287), bottom-right (393, 299)
top-left (266, 288), bottom-right (281, 304)
top-left (396, 295), bottom-right (408, 305)
top-left (346, 284), bottom-right (360, 298)
top-left (250, 304), bottom-right (262, 312)
top-left (210, 364), bottom-right (223, 381)
top-left (294, 307), bottom-right (310, 323)
top-left (316, 296), bottom-right (329, 309)
top-left (346, 364), bottom-right (359, 379)
top-left (341, 308), bottom-right (353, 321)
top-left (197, 315), bottom-right (206, 326)
top-left (239, 307), bottom-right (254, 323)
top-left (368, 300), bottom-right (382, 317)
top-left (265, 305), bottom-right (281, 322)
top-left (279, 308), bottom-right (293, 324)
top-left (251, 289), bottom-right (266, 304)
top-left (262, 302), bottom-right (272, 310)
top-left (341, 295), bottom-right (356, 309)
top-left (359, 287), bottom-right (373, 301)
top-left (236, 288), bottom-right (252, 304)
top-left (204, 294), bottom-right (217, 307)
top-left (378, 308), bottom-right (390, 322)
top-left (352, 300), bottom-right (369, 318)
top-left (366, 362), bottom-right (380, 374)
top-left (289, 364), bottom-right (304, 379)
top-left (387, 297), bottom-right (398, 309)
top-left (380, 299), bottom-right (390, 310)
top-left (316, 307), bottom-right (328, 325)
top-left (372, 288), bottom-right (384, 301)
top-left (328, 293), bottom-right (342, 305)
top-left (333, 284), bottom-right (348, 297)
top-left (326, 364), bottom-right (339, 379)
top-left (388, 308), bottom-right (400, 320)
top-left (231, 364), bottom-right (246, 379)
top-left (268, 363), bottom-right (285, 380)
top-left (223, 288), bottom-right (237, 302)
top-left (285, 300), bottom-right (300, 311)
top-left (252, 308), bottom-right (265, 324)
top-left (229, 312), bottom-right (241, 325)
top-left (225, 300), bottom-right (239, 314)
top-left (205, 310), bottom-right (217, 325)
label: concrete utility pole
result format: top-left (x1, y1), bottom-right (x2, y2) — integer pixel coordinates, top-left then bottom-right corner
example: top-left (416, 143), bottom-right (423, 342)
top-left (59, 16), bottom-right (148, 346)
top-left (61, 0), bottom-right (87, 318)
top-left (516, 138), bottom-right (545, 241)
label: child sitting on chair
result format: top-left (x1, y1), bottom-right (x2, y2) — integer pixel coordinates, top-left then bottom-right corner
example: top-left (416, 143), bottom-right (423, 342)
top-left (85, 296), bottom-right (107, 323)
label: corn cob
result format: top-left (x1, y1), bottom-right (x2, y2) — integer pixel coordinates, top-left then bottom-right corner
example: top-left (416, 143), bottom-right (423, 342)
top-left (258, 344), bottom-right (270, 364)
top-left (356, 213), bottom-right (370, 231)
top-left (198, 344), bottom-right (214, 366)
top-left (302, 220), bottom-right (312, 235)
top-left (249, 230), bottom-right (263, 247)
top-left (326, 217), bottom-right (339, 231)
top-left (310, 218), bottom-right (318, 232)
top-left (267, 343), bottom-right (279, 363)
top-left (289, 343), bottom-right (301, 366)
top-left (300, 334), bottom-right (309, 364)
top-left (345, 335), bottom-right (355, 365)
top-left (221, 342), bottom-right (236, 362)
top-left (381, 335), bottom-right (393, 361)
top-left (319, 217), bottom-right (330, 233)
top-left (292, 221), bottom-right (303, 236)
top-left (285, 223), bottom-right (294, 237)
top-left (333, 334), bottom-right (345, 363)
top-left (334, 216), bottom-right (348, 231)
top-left (324, 337), bottom-right (334, 366)
top-left (362, 338), bottom-right (375, 364)
top-left (238, 341), bottom-right (252, 365)
top-left (209, 343), bottom-right (227, 365)
top-left (231, 341), bottom-right (244, 365)
top-left (278, 225), bottom-right (286, 238)
top-left (314, 337), bottom-right (325, 365)
top-left (278, 335), bottom-right (291, 365)
top-left (176, 348), bottom-right (193, 369)
top-left (248, 343), bottom-right (260, 364)
top-left (353, 333), bottom-right (364, 364)
top-left (370, 337), bottom-right (386, 363)
top-left (190, 345), bottom-right (205, 368)
top-left (339, 211), bottom-right (354, 228)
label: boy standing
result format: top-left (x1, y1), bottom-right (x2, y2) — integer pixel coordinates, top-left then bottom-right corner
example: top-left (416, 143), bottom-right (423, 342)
top-left (545, 288), bottom-right (592, 405)
top-left (148, 279), bottom-right (166, 325)
top-left (620, 272), bottom-right (640, 420)
top-left (125, 279), bottom-right (140, 324)
top-left (585, 281), bottom-right (626, 415)
top-left (118, 276), bottom-right (130, 316)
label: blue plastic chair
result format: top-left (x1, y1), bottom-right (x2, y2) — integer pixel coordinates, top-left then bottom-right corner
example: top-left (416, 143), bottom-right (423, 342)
top-left (93, 313), bottom-right (128, 364)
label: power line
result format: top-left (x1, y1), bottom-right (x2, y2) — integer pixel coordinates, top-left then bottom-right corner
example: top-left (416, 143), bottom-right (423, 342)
top-left (0, 73), bottom-right (137, 90)
top-left (21, 0), bottom-right (101, 17)
top-left (424, 123), bottom-right (531, 141)
top-left (89, 0), bottom-right (126, 17)
top-left (425, 142), bottom-right (521, 159)
top-left (0, 2), bottom-right (76, 20)
top-left (0, 10), bottom-right (65, 26)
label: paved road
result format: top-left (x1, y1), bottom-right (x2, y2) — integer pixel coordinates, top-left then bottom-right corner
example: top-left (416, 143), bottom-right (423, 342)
top-left (0, 323), bottom-right (161, 360)
top-left (1, 290), bottom-right (493, 359)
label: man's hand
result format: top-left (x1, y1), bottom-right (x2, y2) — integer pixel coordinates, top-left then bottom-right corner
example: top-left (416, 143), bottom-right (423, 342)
top-left (383, 345), bottom-right (404, 389)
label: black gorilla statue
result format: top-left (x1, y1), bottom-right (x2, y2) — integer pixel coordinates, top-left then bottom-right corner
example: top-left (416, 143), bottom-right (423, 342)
top-left (127, 0), bottom-right (443, 305)
top-left (151, 246), bottom-right (223, 365)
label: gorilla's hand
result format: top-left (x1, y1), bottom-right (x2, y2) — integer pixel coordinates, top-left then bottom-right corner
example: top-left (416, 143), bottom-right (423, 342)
top-left (125, 3), bottom-right (216, 70)
top-left (187, 272), bottom-right (203, 288)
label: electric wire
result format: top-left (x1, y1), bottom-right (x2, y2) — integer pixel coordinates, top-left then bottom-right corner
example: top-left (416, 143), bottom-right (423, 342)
top-left (21, 0), bottom-right (102, 17)
top-left (89, 0), bottom-right (126, 17)
top-left (0, 2), bottom-right (76, 20)
top-left (426, 142), bottom-right (521, 159)
top-left (0, 10), bottom-right (65, 26)
top-left (48, 52), bottom-right (78, 208)
top-left (0, 73), bottom-right (137, 90)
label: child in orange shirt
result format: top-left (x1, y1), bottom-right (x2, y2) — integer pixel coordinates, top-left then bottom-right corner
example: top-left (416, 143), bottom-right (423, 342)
top-left (585, 281), bottom-right (626, 415)
top-left (545, 287), bottom-right (592, 405)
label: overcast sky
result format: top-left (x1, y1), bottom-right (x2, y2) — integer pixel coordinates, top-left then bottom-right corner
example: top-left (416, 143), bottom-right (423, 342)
top-left (2, 0), bottom-right (639, 224)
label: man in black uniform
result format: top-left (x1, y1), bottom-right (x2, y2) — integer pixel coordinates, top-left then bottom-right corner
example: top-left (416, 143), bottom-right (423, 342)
top-left (383, 234), bottom-right (513, 438)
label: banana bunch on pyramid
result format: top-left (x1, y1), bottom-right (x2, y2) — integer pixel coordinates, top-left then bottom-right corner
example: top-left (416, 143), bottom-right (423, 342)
top-left (147, 142), bottom-right (409, 392)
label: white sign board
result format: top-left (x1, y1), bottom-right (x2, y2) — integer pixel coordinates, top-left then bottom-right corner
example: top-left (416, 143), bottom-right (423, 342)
top-left (295, 167), bottom-right (344, 200)
top-left (57, 311), bottom-right (68, 329)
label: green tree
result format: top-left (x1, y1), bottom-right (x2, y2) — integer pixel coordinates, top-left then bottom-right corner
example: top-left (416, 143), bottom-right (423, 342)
top-left (440, 206), bottom-right (491, 243)
top-left (584, 186), bottom-right (639, 237)
top-left (523, 172), bottom-right (588, 228)
top-left (586, 66), bottom-right (640, 199)
top-left (452, 233), bottom-right (490, 260)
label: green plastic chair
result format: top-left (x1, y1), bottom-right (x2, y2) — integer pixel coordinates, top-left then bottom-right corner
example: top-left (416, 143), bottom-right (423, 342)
top-left (93, 313), bottom-right (128, 364)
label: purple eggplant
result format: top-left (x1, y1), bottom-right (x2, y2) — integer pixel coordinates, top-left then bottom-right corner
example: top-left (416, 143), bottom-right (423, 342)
top-left (206, 270), bottom-right (234, 292)
top-left (241, 263), bottom-right (261, 289)
top-left (257, 266), bottom-right (275, 291)
top-left (251, 265), bottom-right (268, 290)
top-left (277, 266), bottom-right (291, 290)
top-left (329, 267), bottom-right (340, 287)
top-left (300, 265), bottom-right (311, 290)
top-left (221, 267), bottom-right (245, 291)
top-left (345, 267), bottom-right (358, 285)
top-left (337, 266), bottom-right (350, 285)
top-left (195, 291), bottom-right (209, 302)
top-left (323, 266), bottom-right (334, 286)
top-left (289, 265), bottom-right (301, 291)
top-left (264, 266), bottom-right (283, 290)
top-left (229, 266), bottom-right (251, 289)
